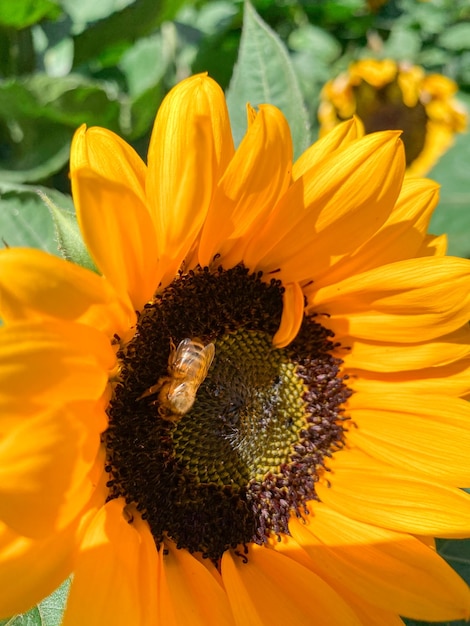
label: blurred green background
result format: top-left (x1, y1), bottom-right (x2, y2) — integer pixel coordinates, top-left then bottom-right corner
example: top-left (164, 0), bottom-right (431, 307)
top-left (0, 1), bottom-right (470, 625)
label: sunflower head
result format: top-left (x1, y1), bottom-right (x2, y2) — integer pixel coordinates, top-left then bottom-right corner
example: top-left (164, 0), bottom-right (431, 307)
top-left (319, 59), bottom-right (468, 175)
top-left (1, 73), bottom-right (470, 626)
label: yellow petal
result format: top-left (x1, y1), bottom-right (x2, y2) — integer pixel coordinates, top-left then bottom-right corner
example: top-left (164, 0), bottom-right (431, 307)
top-left (70, 124), bottom-right (147, 205)
top-left (245, 131), bottom-right (405, 284)
top-left (0, 405), bottom-right (99, 538)
top-left (323, 587), bottom-right (406, 626)
top-left (146, 74), bottom-right (234, 279)
top-left (131, 515), bottom-right (159, 626)
top-left (157, 539), bottom-right (235, 626)
top-left (350, 59), bottom-right (398, 88)
top-left (349, 360), bottom-right (470, 398)
top-left (288, 507), bottom-right (470, 621)
top-left (310, 256), bottom-right (470, 342)
top-left (0, 320), bottom-right (114, 406)
top-left (0, 398), bottom-right (38, 437)
top-left (0, 520), bottom-right (76, 618)
top-left (317, 450), bottom-right (470, 537)
top-left (222, 544), bottom-right (363, 626)
top-left (71, 169), bottom-right (160, 310)
top-left (199, 104), bottom-right (292, 268)
top-left (272, 282), bottom-right (304, 348)
top-left (347, 392), bottom-right (470, 485)
top-left (0, 247), bottom-right (132, 337)
top-left (341, 325), bottom-right (470, 372)
top-left (0, 374), bottom-right (108, 440)
top-left (70, 394), bottom-right (109, 434)
top-left (273, 531), bottom-right (406, 626)
top-left (312, 176), bottom-right (440, 289)
top-left (63, 499), bottom-right (143, 626)
top-left (292, 117), bottom-right (360, 180)
top-left (73, 445), bottom-right (109, 534)
top-left (419, 233), bottom-right (447, 257)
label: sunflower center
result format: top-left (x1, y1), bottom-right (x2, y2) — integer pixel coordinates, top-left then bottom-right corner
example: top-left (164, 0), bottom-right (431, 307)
top-left (106, 265), bottom-right (351, 561)
top-left (173, 329), bottom-right (307, 486)
top-left (354, 80), bottom-right (427, 166)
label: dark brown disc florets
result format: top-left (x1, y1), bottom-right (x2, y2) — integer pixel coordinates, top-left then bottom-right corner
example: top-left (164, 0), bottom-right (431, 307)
top-left (105, 264), bottom-right (351, 561)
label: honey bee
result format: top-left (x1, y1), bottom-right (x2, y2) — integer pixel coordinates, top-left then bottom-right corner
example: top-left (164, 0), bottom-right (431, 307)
top-left (139, 338), bottom-right (215, 421)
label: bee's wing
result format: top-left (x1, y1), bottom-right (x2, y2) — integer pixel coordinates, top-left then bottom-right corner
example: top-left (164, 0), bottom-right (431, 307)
top-left (173, 339), bottom-right (215, 383)
top-left (170, 338), bottom-right (194, 371)
top-left (200, 342), bottom-right (215, 377)
top-left (177, 338), bottom-right (194, 352)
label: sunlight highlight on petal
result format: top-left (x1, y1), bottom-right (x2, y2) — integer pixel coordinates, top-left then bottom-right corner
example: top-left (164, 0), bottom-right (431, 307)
top-left (157, 539), bottom-right (236, 626)
top-left (199, 104), bottom-right (292, 267)
top-left (0, 320), bottom-right (114, 406)
top-left (71, 170), bottom-right (160, 310)
top-left (63, 499), bottom-right (143, 626)
top-left (147, 74), bottom-right (234, 277)
top-left (288, 509), bottom-right (470, 621)
top-left (0, 247), bottom-right (132, 336)
top-left (71, 125), bottom-right (147, 204)
top-left (318, 452), bottom-right (470, 537)
top-left (0, 520), bottom-right (76, 617)
top-left (222, 545), bottom-right (363, 626)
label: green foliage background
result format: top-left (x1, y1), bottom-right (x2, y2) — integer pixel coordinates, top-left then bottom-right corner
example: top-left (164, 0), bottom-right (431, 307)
top-left (1, 0), bottom-right (470, 624)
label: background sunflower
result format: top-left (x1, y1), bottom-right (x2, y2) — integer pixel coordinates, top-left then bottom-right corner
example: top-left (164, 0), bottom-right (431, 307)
top-left (0, 1), bottom-right (469, 625)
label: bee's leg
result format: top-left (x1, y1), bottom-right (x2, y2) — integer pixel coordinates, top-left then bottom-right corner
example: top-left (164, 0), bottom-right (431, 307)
top-left (167, 338), bottom-right (177, 368)
top-left (158, 405), bottom-right (177, 421)
top-left (137, 378), bottom-right (165, 400)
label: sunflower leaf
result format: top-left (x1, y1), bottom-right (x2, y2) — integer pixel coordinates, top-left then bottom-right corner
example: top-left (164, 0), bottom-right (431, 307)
top-left (438, 23), bottom-right (470, 51)
top-left (0, 75), bottom-right (122, 183)
top-left (0, 183), bottom-right (59, 253)
top-left (71, 0), bottom-right (187, 68)
top-left (0, 0), bottom-right (61, 28)
top-left (0, 183), bottom-right (95, 270)
top-left (40, 190), bottom-right (97, 272)
top-left (226, 0), bottom-right (311, 160)
top-left (0, 578), bottom-right (70, 626)
top-left (428, 94), bottom-right (470, 259)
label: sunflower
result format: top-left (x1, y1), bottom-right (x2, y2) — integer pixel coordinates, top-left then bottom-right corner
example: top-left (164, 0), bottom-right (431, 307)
top-left (318, 59), bottom-right (467, 176)
top-left (1, 73), bottom-right (470, 626)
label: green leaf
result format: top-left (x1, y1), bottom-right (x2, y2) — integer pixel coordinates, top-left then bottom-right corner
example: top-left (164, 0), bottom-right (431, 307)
top-left (0, 578), bottom-right (70, 626)
top-left (0, 183), bottom-right (94, 269)
top-left (428, 95), bottom-right (470, 259)
top-left (127, 84), bottom-right (163, 140)
top-left (0, 183), bottom-right (68, 254)
top-left (381, 24), bottom-right (422, 61)
top-left (0, 74), bottom-right (122, 183)
top-left (0, 0), bottom-right (60, 28)
top-left (0, 120), bottom-right (71, 184)
top-left (438, 23), bottom-right (470, 51)
top-left (119, 34), bottom-right (167, 98)
top-left (188, 1), bottom-right (241, 89)
top-left (72, 0), bottom-right (187, 68)
top-left (288, 24), bottom-right (341, 63)
top-left (9, 74), bottom-right (122, 130)
top-left (60, 0), bottom-right (135, 28)
top-left (287, 23), bottom-right (341, 130)
top-left (226, 0), bottom-right (311, 160)
top-left (39, 190), bottom-right (97, 271)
